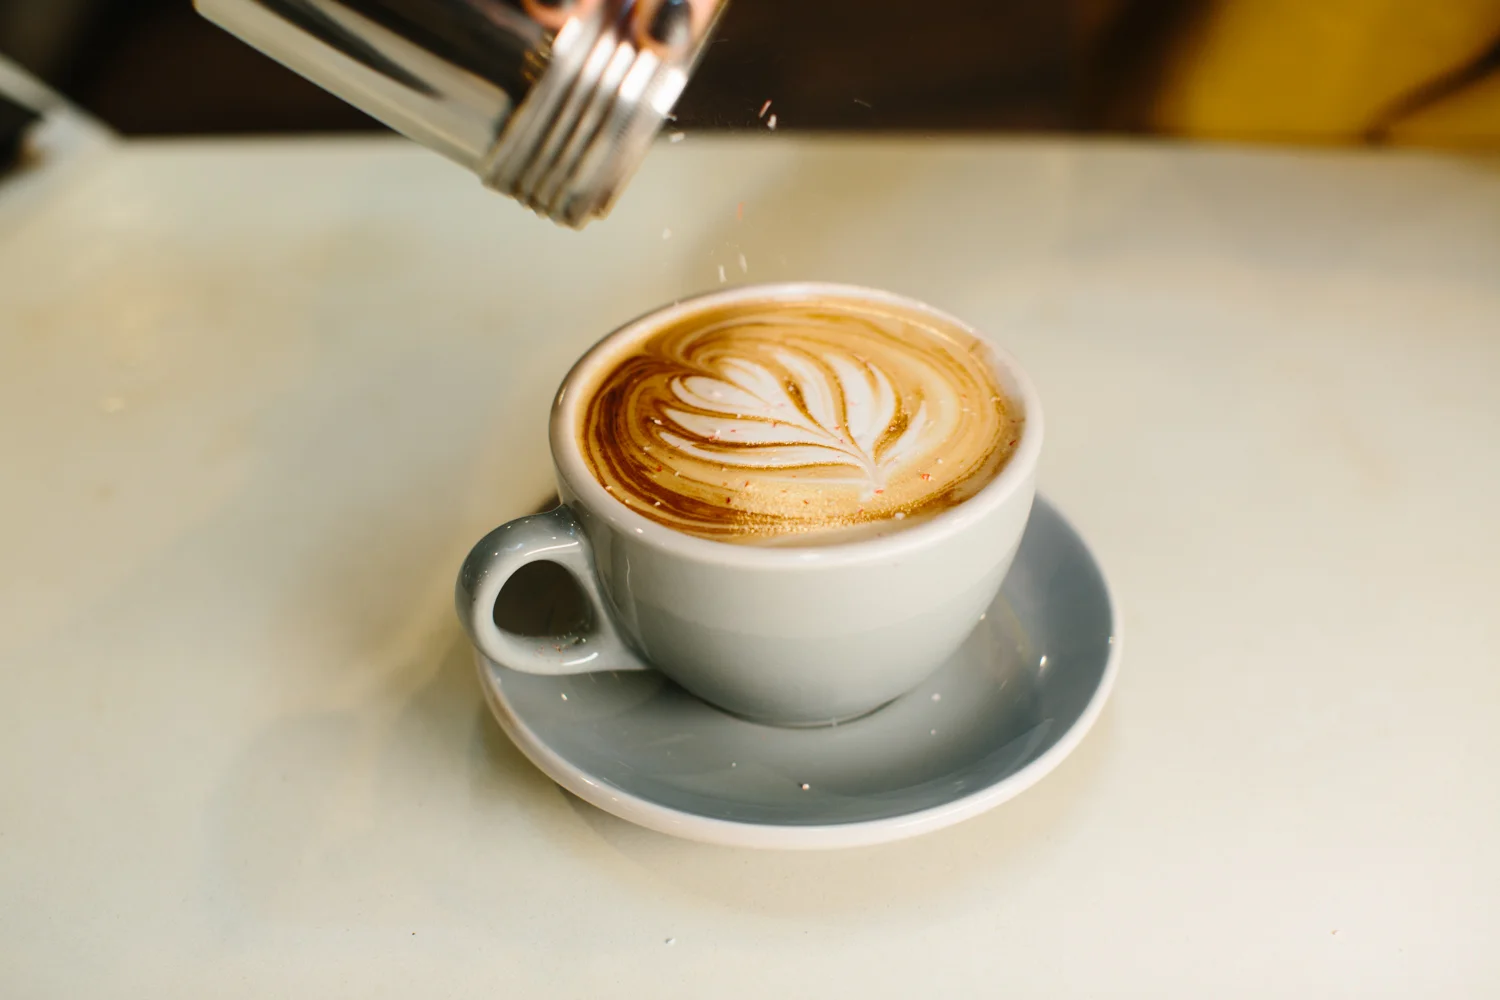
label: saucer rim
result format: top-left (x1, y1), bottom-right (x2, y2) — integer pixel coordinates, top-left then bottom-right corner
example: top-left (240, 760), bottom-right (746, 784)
top-left (477, 494), bottom-right (1121, 850)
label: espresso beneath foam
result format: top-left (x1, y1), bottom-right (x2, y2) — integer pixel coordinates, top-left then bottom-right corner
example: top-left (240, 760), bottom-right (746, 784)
top-left (575, 294), bottom-right (1022, 544)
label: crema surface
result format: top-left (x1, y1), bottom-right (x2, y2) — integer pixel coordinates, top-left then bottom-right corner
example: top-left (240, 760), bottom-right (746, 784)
top-left (576, 295), bottom-right (1022, 544)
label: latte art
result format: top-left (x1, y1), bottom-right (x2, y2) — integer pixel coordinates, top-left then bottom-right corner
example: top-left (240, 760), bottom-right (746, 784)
top-left (576, 296), bottom-right (1022, 544)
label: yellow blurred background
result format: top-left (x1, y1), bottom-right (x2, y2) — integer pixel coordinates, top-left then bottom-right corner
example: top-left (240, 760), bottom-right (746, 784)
top-left (1154, 0), bottom-right (1500, 146)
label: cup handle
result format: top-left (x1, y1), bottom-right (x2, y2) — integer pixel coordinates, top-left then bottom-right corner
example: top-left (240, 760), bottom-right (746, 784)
top-left (456, 505), bottom-right (651, 676)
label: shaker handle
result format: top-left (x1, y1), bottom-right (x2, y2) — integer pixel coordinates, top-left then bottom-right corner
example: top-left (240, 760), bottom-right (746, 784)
top-left (456, 506), bottom-right (651, 676)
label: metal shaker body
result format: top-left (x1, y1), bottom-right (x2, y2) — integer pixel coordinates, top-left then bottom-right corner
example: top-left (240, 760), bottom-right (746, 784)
top-left (194, 0), bottom-right (717, 227)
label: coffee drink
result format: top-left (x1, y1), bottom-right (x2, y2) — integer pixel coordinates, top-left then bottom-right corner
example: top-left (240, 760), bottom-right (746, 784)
top-left (462, 283), bottom-right (1043, 724)
top-left (574, 292), bottom-right (1023, 544)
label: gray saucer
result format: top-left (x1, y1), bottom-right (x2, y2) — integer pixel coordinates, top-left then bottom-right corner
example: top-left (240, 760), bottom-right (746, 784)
top-left (478, 494), bottom-right (1120, 849)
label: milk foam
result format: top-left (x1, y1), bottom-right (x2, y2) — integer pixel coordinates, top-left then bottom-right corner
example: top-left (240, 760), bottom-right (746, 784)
top-left (576, 295), bottom-right (1022, 544)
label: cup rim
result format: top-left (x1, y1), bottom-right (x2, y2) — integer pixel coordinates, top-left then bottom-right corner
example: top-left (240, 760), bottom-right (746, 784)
top-left (549, 282), bottom-right (1044, 568)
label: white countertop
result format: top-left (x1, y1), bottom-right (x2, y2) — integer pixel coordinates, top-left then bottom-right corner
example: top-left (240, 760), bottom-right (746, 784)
top-left (2, 133), bottom-right (1497, 996)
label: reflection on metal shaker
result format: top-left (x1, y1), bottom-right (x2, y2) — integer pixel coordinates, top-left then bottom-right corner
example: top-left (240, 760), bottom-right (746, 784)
top-left (194, 0), bottom-right (723, 227)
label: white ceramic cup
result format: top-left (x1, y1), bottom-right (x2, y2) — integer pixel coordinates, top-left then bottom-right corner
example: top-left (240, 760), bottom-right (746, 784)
top-left (457, 283), bottom-right (1042, 726)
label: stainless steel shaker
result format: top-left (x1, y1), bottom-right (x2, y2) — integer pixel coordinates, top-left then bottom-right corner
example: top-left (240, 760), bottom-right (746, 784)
top-left (194, 0), bottom-right (722, 227)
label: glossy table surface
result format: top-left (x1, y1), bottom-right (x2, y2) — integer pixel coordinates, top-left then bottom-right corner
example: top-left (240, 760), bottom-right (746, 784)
top-left (2, 130), bottom-right (1497, 996)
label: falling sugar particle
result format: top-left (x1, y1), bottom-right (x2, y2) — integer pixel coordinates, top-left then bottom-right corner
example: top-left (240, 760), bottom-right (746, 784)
top-left (669, 132), bottom-right (684, 143)
top-left (894, 512), bottom-right (905, 520)
top-left (731, 762), bottom-right (737, 768)
top-left (635, 528), bottom-right (644, 534)
top-left (738, 252), bottom-right (748, 273)
top-left (930, 729), bottom-right (937, 736)
top-left (758, 99), bottom-right (772, 118)
top-left (1039, 655), bottom-right (1049, 667)
top-left (767, 114), bottom-right (778, 130)
top-left (931, 693), bottom-right (941, 702)
top-left (799, 782), bottom-right (810, 791)
top-left (718, 264), bottom-right (727, 283)
top-left (665, 937), bottom-right (676, 945)
top-left (979, 613), bottom-right (987, 621)
top-left (560, 693), bottom-right (568, 701)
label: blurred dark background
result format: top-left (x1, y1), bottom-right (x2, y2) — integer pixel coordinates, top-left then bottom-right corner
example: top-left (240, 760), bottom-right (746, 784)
top-left (1, 0), bottom-right (1497, 145)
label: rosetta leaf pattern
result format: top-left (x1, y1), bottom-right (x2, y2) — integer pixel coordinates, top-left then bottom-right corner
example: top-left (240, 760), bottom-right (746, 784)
top-left (659, 347), bottom-right (930, 488)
